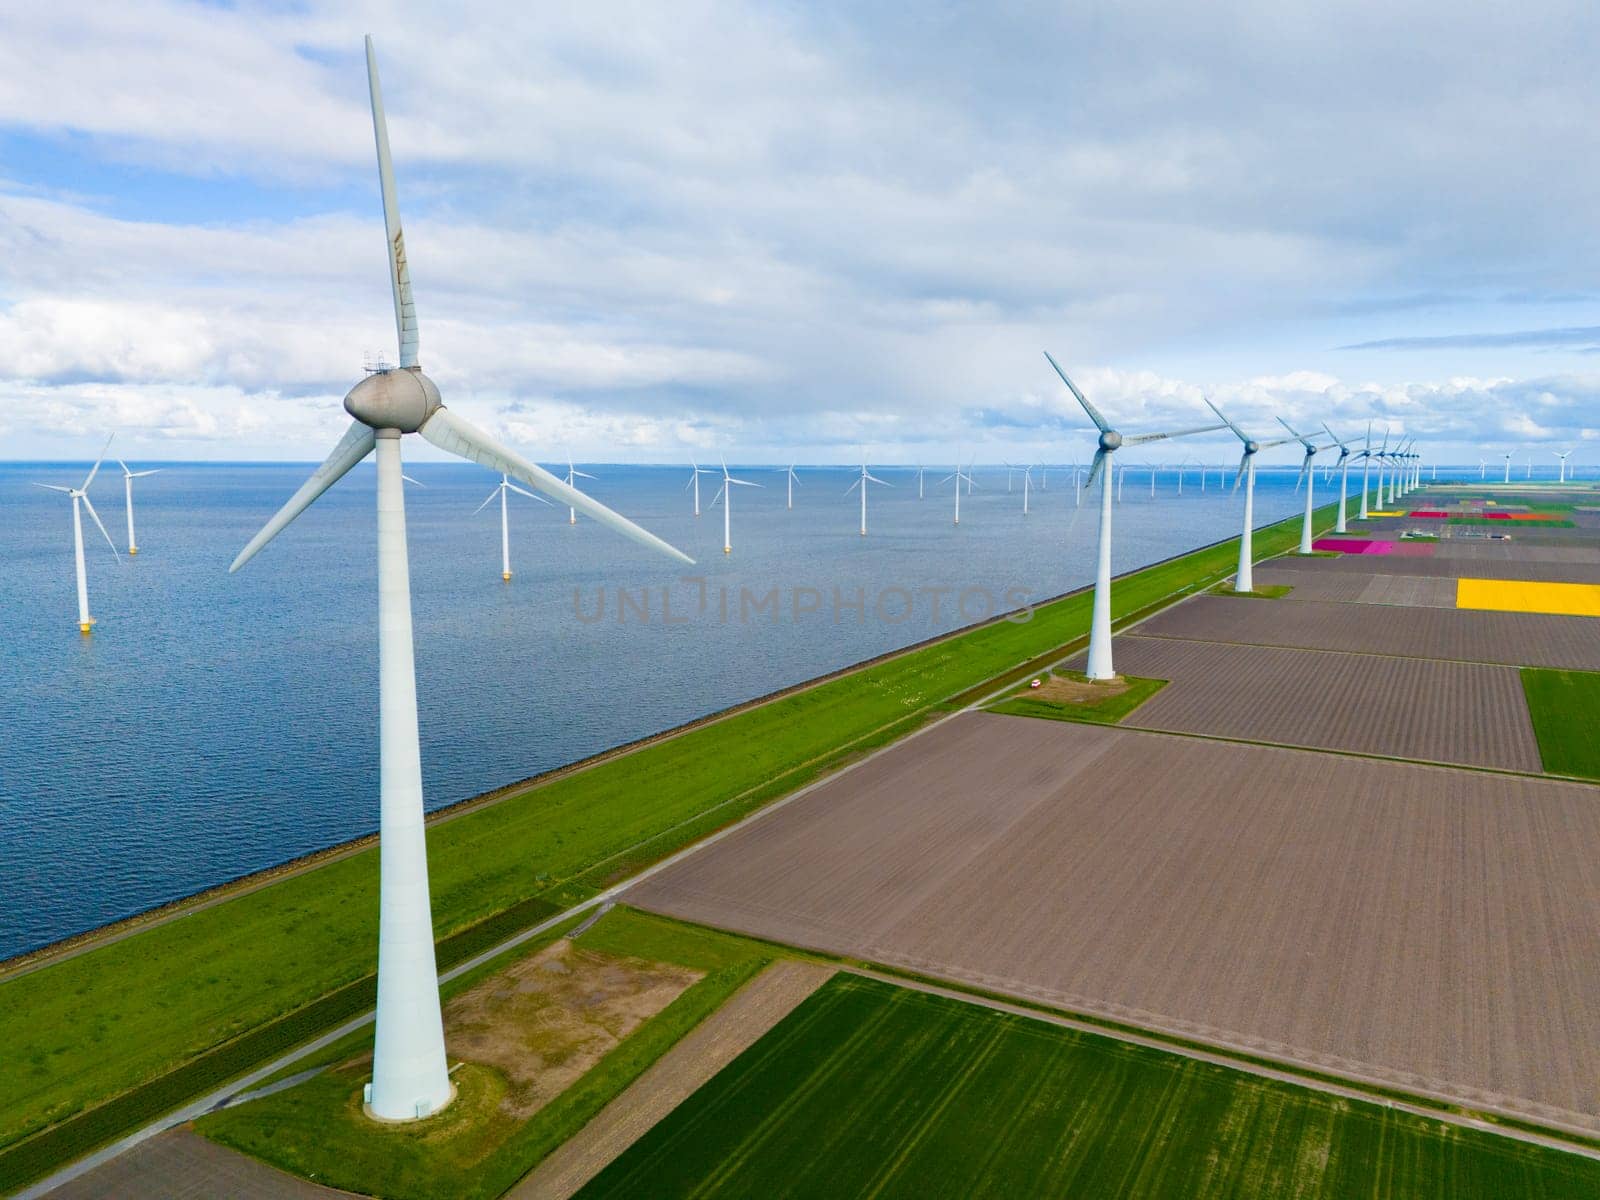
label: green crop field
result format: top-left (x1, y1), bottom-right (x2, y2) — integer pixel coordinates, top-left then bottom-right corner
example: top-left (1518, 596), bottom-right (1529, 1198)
top-left (0, 504), bottom-right (1334, 1191)
top-left (1522, 668), bottom-right (1600, 780)
top-left (580, 975), bottom-right (1600, 1199)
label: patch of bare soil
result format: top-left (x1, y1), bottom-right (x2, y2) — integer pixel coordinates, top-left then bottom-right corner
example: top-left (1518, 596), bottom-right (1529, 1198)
top-left (1030, 674), bottom-right (1128, 705)
top-left (443, 939), bottom-right (701, 1119)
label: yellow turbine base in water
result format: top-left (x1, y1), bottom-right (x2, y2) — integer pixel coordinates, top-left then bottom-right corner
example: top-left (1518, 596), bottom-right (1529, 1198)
top-left (79, 619), bottom-right (94, 634)
top-left (128, 547), bottom-right (138, 555)
top-left (723, 547), bottom-right (731, 554)
top-left (502, 572), bottom-right (512, 581)
top-left (1456, 578), bottom-right (1600, 617)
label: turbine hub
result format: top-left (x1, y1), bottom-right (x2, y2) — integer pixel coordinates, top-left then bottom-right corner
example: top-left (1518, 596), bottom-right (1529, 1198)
top-left (1245, 440), bottom-right (1259, 454)
top-left (344, 366), bottom-right (441, 434)
top-left (1099, 429), bottom-right (1123, 452)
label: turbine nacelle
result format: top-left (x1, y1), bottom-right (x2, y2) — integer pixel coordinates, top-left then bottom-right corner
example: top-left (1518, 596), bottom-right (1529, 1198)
top-left (344, 367), bottom-right (442, 433)
top-left (1098, 429), bottom-right (1123, 453)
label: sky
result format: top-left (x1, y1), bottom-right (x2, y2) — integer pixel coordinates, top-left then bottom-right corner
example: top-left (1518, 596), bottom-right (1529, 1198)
top-left (2, 1), bottom-right (1600, 469)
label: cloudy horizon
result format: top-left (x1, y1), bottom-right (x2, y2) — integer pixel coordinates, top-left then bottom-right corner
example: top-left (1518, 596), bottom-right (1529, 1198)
top-left (3, 1), bottom-right (1599, 467)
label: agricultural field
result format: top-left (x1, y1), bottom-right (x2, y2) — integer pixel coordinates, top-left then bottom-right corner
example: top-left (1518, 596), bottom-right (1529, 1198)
top-left (579, 975), bottom-right (1600, 1199)
top-left (1522, 668), bottom-right (1600, 780)
top-left (1093, 636), bottom-right (1541, 770)
top-left (1137, 594), bottom-right (1600, 668)
top-left (0, 502), bottom-right (1336, 1193)
top-left (630, 713), bottom-right (1600, 1132)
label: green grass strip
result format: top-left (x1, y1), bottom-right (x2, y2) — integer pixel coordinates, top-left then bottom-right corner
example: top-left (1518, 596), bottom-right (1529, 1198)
top-left (577, 975), bottom-right (1600, 1199)
top-left (1521, 668), bottom-right (1600, 780)
top-left (988, 672), bottom-right (1168, 725)
top-left (0, 502), bottom-right (1335, 1189)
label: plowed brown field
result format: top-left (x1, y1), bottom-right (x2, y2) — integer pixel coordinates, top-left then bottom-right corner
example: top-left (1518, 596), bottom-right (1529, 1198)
top-left (628, 714), bottom-right (1600, 1133)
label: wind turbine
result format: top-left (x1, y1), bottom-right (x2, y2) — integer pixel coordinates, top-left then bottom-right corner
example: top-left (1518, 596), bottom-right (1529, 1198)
top-left (783, 463), bottom-right (801, 510)
top-left (35, 436), bottom-right (121, 633)
top-left (915, 463), bottom-right (926, 500)
top-left (1321, 422), bottom-right (1358, 534)
top-left (1046, 352), bottom-right (1222, 679)
top-left (940, 459), bottom-right (973, 525)
top-left (564, 456), bottom-right (596, 525)
top-left (711, 457), bottom-right (760, 553)
top-left (1502, 451), bottom-right (1513, 483)
top-left (228, 37), bottom-right (691, 1124)
top-left (1003, 461), bottom-right (1019, 493)
top-left (685, 459), bottom-right (714, 517)
top-left (1555, 448), bottom-right (1573, 483)
top-left (1022, 464), bottom-right (1034, 515)
top-left (1278, 418), bottom-right (1328, 554)
top-left (846, 457), bottom-right (892, 535)
top-left (1479, 457), bottom-right (1487, 480)
top-left (474, 473), bottom-right (551, 581)
top-left (1206, 400), bottom-right (1297, 592)
top-left (116, 458), bottom-right (161, 554)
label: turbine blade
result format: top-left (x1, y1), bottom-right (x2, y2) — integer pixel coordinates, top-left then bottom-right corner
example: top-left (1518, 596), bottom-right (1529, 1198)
top-left (1042, 351), bottom-right (1110, 431)
top-left (401, 473), bottom-right (426, 487)
top-left (866, 474), bottom-right (891, 486)
top-left (230, 420), bottom-right (377, 572)
top-left (33, 483), bottom-right (73, 493)
top-left (729, 478), bottom-right (762, 487)
top-left (1085, 447), bottom-right (1108, 485)
top-left (1125, 422), bottom-right (1226, 445)
top-left (472, 487), bottom-right (500, 515)
top-left (418, 406), bottom-right (692, 564)
top-left (845, 478), bottom-right (861, 495)
top-left (130, 469), bottom-right (162, 477)
top-left (82, 433), bottom-right (114, 489)
top-left (1233, 450), bottom-right (1249, 491)
top-left (506, 483), bottom-right (551, 504)
top-left (365, 36), bottom-right (419, 368)
top-left (80, 495), bottom-right (121, 558)
top-left (572, 469), bottom-right (597, 480)
top-left (1204, 398), bottom-right (1247, 443)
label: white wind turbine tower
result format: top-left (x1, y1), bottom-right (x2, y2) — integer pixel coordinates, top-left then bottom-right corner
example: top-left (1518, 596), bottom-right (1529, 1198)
top-left (783, 464), bottom-right (801, 509)
top-left (711, 457), bottom-right (761, 553)
top-left (1320, 423), bottom-right (1358, 534)
top-left (685, 459), bottom-right (714, 516)
top-left (915, 463), bottom-right (926, 500)
top-left (1206, 400), bottom-right (1297, 593)
top-left (1278, 418), bottom-right (1329, 554)
top-left (1022, 464), bottom-right (1034, 514)
top-left (847, 457), bottom-right (892, 535)
top-left (116, 459), bottom-right (162, 554)
top-left (1502, 451), bottom-right (1513, 483)
top-left (35, 436), bottom-right (121, 633)
top-left (1368, 427), bottom-right (1390, 512)
top-left (1354, 423), bottom-right (1377, 521)
top-left (1479, 457), bottom-right (1487, 480)
top-left (1046, 352), bottom-right (1222, 679)
top-left (228, 37), bottom-right (691, 1124)
top-left (1555, 448), bottom-right (1573, 483)
top-left (564, 456), bottom-right (596, 525)
top-left (474, 473), bottom-right (552, 581)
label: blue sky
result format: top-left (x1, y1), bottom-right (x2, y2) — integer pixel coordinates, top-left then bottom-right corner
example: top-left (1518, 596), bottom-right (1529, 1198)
top-left (2, 0), bottom-right (1600, 469)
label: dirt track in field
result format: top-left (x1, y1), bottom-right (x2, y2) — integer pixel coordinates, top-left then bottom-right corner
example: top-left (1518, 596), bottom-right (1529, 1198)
top-left (510, 960), bottom-right (834, 1199)
top-left (628, 713), bottom-right (1600, 1134)
top-left (1137, 594), bottom-right (1600, 668)
top-left (1263, 554), bottom-right (1600, 582)
top-left (1081, 635), bottom-right (1541, 771)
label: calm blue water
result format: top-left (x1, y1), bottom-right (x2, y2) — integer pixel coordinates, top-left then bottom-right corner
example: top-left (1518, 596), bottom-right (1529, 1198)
top-left (0, 458), bottom-right (1313, 958)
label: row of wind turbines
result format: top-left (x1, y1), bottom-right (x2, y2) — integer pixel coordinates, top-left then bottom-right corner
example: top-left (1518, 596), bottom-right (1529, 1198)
top-left (1480, 449), bottom-right (1582, 483)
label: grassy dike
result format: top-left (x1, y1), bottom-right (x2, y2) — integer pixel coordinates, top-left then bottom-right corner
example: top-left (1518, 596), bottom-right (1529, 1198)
top-left (0, 502), bottom-right (1337, 1191)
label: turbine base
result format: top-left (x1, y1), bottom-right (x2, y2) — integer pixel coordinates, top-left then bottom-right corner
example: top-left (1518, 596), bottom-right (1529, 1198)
top-left (78, 619), bottom-right (95, 634)
top-left (128, 547), bottom-right (138, 555)
top-left (502, 571), bottom-right (512, 581)
top-left (723, 546), bottom-right (731, 554)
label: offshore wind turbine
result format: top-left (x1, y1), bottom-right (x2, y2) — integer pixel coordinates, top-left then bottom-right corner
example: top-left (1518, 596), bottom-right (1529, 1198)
top-left (711, 457), bottom-right (760, 553)
top-left (116, 459), bottom-right (161, 554)
top-left (1047, 352), bottom-right (1222, 679)
top-left (914, 463), bottom-right (926, 500)
top-left (1502, 451), bottom-right (1513, 483)
top-left (1022, 464), bottom-right (1034, 514)
top-left (1278, 418), bottom-right (1328, 554)
top-left (846, 458), bottom-right (892, 535)
top-left (940, 459), bottom-right (973, 524)
top-left (228, 37), bottom-right (691, 1124)
top-left (564, 456), bottom-right (596, 525)
top-left (474, 473), bottom-right (551, 580)
top-left (685, 459), bottom-right (714, 516)
top-left (1321, 423), bottom-right (1358, 534)
top-left (35, 436), bottom-right (121, 633)
top-left (1207, 400), bottom-right (1297, 592)
top-left (783, 463), bottom-right (801, 509)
